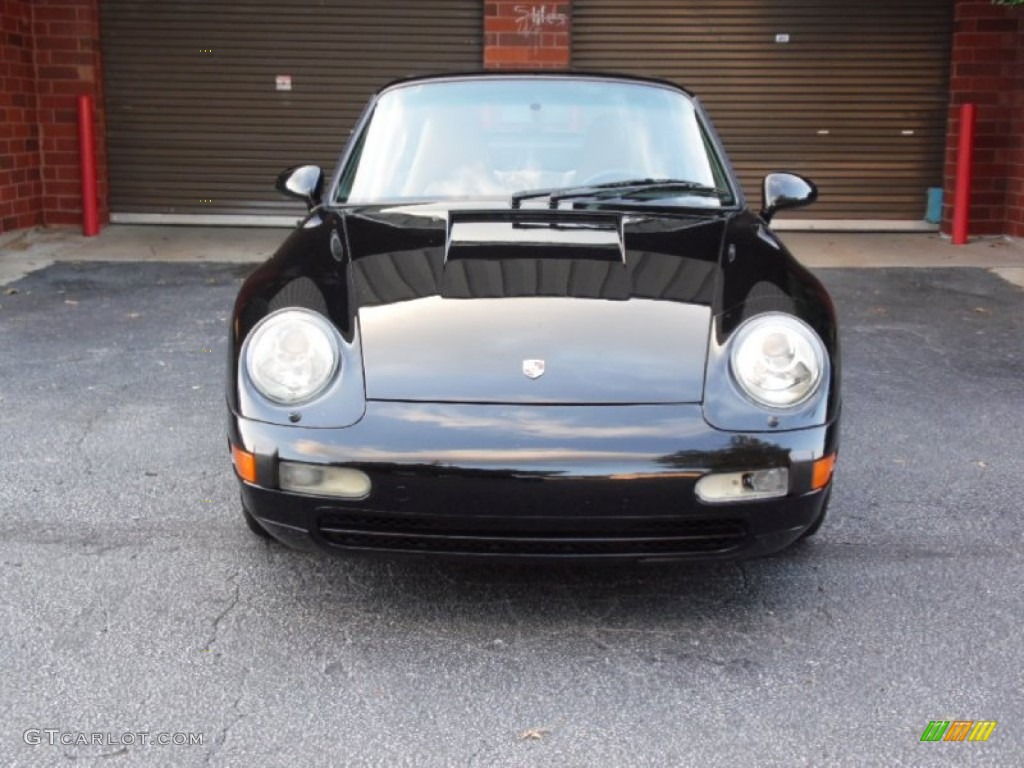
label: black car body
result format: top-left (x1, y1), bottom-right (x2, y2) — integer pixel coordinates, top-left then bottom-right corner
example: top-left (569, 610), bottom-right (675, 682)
top-left (227, 72), bottom-right (840, 561)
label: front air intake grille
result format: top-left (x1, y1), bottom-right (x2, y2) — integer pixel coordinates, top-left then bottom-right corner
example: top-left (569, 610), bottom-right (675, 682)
top-left (315, 512), bottom-right (747, 558)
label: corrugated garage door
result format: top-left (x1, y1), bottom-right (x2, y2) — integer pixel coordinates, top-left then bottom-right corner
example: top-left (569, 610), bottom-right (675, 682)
top-left (572, 0), bottom-right (953, 220)
top-left (100, 1), bottom-right (481, 217)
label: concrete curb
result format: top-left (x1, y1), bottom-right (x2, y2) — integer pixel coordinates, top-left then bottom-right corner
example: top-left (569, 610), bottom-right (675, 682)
top-left (2, 225), bottom-right (1023, 288)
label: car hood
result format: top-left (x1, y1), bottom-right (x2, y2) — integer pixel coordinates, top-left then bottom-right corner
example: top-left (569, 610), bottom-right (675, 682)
top-left (345, 208), bottom-right (726, 404)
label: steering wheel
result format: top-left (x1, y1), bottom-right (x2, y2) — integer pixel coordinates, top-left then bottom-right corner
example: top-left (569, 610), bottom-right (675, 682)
top-left (578, 169), bottom-right (637, 186)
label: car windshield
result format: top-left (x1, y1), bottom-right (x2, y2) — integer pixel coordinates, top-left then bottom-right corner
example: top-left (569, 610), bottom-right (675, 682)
top-left (336, 77), bottom-right (734, 207)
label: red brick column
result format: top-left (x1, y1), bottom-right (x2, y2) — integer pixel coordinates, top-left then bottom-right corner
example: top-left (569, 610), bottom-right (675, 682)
top-left (34, 0), bottom-right (108, 229)
top-left (0, 0), bottom-right (42, 232)
top-left (484, 2), bottom-right (571, 69)
top-left (0, 0), bottom-right (106, 235)
top-left (1004, 7), bottom-right (1024, 239)
top-left (942, 1), bottom-right (1023, 238)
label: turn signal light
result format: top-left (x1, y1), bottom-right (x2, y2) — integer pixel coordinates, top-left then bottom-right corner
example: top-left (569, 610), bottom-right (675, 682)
top-left (811, 454), bottom-right (836, 490)
top-left (231, 444), bottom-right (258, 483)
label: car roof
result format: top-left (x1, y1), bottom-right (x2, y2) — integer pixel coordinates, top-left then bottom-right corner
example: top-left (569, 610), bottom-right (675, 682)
top-left (376, 70), bottom-right (696, 99)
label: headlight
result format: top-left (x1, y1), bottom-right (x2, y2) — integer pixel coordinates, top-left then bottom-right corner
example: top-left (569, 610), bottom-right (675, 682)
top-left (729, 313), bottom-right (824, 408)
top-left (245, 308), bottom-right (339, 404)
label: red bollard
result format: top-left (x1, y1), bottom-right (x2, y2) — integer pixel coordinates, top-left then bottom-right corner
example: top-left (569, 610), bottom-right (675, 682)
top-left (951, 103), bottom-right (975, 246)
top-left (77, 94), bottom-right (100, 237)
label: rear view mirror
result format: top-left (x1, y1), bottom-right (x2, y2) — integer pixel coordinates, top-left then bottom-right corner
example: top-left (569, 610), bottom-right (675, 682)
top-left (761, 172), bottom-right (817, 223)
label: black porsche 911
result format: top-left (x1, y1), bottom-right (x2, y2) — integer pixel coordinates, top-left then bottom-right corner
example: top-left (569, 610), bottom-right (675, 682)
top-left (227, 71), bottom-right (840, 561)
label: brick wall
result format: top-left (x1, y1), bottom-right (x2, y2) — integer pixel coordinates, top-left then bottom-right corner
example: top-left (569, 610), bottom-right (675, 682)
top-left (1, 0), bottom-right (42, 232)
top-left (484, 2), bottom-right (570, 69)
top-left (2, 1), bottom-right (1021, 235)
top-left (0, 0), bottom-right (106, 235)
top-left (943, 1), bottom-right (1024, 238)
top-left (1004, 7), bottom-right (1024, 239)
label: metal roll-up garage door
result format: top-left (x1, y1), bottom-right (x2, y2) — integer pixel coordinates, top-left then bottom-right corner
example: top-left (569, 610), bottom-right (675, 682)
top-left (572, 1), bottom-right (953, 221)
top-left (100, 1), bottom-right (481, 220)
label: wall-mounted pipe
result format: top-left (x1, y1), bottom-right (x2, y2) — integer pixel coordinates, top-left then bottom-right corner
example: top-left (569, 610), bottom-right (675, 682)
top-left (951, 103), bottom-right (976, 246)
top-left (77, 94), bottom-right (100, 237)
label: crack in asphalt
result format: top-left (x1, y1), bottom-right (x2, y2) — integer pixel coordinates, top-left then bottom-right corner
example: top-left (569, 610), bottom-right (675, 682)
top-left (201, 569), bottom-right (249, 767)
top-left (50, 581), bottom-right (133, 654)
top-left (75, 407), bottom-right (106, 476)
top-left (202, 569), bottom-right (240, 654)
top-left (80, 541), bottom-right (136, 557)
top-left (204, 686), bottom-right (248, 768)
top-left (722, 560), bottom-right (754, 609)
top-left (63, 745), bottom-right (129, 761)
top-left (736, 561), bottom-right (752, 593)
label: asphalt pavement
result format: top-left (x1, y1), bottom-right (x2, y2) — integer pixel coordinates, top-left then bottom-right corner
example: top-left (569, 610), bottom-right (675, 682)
top-left (0, 255), bottom-right (1022, 767)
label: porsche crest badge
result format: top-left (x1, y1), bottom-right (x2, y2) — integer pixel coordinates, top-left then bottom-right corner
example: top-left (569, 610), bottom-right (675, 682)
top-left (522, 359), bottom-right (546, 379)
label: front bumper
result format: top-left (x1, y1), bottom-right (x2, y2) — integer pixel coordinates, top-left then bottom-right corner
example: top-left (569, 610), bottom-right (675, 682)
top-left (230, 401), bottom-right (838, 561)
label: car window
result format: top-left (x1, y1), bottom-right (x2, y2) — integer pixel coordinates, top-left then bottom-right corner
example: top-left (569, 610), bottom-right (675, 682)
top-left (336, 78), bottom-right (733, 207)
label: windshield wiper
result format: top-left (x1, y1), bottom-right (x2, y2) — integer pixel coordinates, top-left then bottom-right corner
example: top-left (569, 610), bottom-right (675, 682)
top-left (510, 178), bottom-right (726, 209)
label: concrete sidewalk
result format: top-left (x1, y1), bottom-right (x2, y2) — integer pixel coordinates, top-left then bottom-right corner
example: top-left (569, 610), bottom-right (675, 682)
top-left (2, 223), bottom-right (1023, 287)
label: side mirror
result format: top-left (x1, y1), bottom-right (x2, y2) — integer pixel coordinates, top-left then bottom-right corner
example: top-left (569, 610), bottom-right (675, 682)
top-left (276, 165), bottom-right (323, 209)
top-left (760, 172), bottom-right (817, 223)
